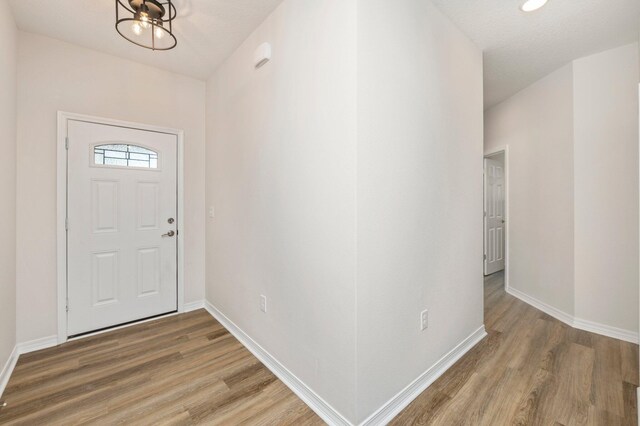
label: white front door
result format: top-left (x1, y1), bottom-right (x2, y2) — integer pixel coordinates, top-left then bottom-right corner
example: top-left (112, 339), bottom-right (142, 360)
top-left (484, 157), bottom-right (505, 275)
top-left (67, 120), bottom-right (178, 336)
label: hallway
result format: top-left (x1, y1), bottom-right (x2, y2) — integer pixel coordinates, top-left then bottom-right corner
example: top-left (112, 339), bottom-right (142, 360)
top-left (392, 272), bottom-right (638, 425)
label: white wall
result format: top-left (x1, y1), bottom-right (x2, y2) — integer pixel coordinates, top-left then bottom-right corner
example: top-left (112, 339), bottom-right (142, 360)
top-left (16, 32), bottom-right (206, 343)
top-left (485, 43), bottom-right (640, 337)
top-left (573, 43), bottom-right (639, 332)
top-left (485, 64), bottom-right (576, 315)
top-left (205, 0), bottom-right (358, 420)
top-left (356, 0), bottom-right (484, 420)
top-left (205, 1), bottom-right (484, 421)
top-left (0, 0), bottom-right (18, 378)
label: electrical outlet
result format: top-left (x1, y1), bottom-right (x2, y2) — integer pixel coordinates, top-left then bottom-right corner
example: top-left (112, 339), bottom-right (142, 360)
top-left (260, 295), bottom-right (267, 313)
top-left (420, 309), bottom-right (429, 331)
top-left (208, 206), bottom-right (215, 218)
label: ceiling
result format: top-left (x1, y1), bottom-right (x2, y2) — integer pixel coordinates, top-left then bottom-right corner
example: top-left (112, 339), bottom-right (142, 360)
top-left (8, 0), bottom-right (285, 81)
top-left (9, 1), bottom-right (640, 105)
top-left (431, 0), bottom-right (640, 108)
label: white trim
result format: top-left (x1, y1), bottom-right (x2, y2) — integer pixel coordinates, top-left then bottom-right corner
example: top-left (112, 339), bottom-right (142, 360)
top-left (183, 300), bottom-right (205, 312)
top-left (572, 317), bottom-right (639, 345)
top-left (16, 336), bottom-right (59, 355)
top-left (203, 301), bottom-right (486, 426)
top-left (176, 135), bottom-right (185, 313)
top-left (1, 336), bottom-right (58, 398)
top-left (507, 286), bottom-right (639, 344)
top-left (203, 301), bottom-right (353, 426)
top-left (506, 286), bottom-right (574, 326)
top-left (0, 346), bottom-right (19, 399)
top-left (56, 113), bottom-right (67, 345)
top-left (57, 111), bottom-right (185, 344)
top-left (359, 326), bottom-right (487, 426)
top-left (484, 145), bottom-right (510, 289)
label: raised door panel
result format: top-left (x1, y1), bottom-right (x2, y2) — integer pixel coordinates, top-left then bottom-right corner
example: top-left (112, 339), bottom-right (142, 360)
top-left (92, 180), bottom-right (119, 234)
top-left (92, 251), bottom-right (119, 306)
top-left (137, 247), bottom-right (161, 297)
top-left (137, 182), bottom-right (160, 230)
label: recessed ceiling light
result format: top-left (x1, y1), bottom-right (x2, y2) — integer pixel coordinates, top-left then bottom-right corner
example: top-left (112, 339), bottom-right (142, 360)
top-left (521, 0), bottom-right (548, 12)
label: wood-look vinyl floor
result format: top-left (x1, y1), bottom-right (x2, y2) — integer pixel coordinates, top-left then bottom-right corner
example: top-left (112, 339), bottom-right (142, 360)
top-left (0, 310), bottom-right (323, 425)
top-left (391, 271), bottom-right (639, 425)
top-left (0, 272), bottom-right (637, 425)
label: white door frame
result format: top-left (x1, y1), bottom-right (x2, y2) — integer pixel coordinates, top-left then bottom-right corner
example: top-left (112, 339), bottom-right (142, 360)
top-left (57, 111), bottom-right (185, 344)
top-left (484, 145), bottom-right (510, 290)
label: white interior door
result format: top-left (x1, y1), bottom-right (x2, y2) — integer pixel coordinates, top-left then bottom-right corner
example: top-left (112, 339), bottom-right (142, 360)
top-left (484, 157), bottom-right (505, 275)
top-left (67, 120), bottom-right (178, 336)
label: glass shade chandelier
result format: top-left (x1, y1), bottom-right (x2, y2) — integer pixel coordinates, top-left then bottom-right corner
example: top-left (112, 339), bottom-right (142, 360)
top-left (115, 0), bottom-right (177, 51)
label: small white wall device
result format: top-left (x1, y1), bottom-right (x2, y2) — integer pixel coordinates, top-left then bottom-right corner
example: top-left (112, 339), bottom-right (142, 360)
top-left (254, 42), bottom-right (272, 69)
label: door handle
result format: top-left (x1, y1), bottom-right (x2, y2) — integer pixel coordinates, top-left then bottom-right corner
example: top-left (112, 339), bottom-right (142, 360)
top-left (162, 230), bottom-right (176, 238)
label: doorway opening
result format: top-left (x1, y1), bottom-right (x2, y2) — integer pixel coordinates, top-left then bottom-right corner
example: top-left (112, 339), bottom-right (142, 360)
top-left (483, 146), bottom-right (509, 288)
top-left (57, 112), bottom-right (186, 343)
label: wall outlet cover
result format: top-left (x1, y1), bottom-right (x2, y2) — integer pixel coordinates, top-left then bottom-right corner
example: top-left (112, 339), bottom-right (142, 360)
top-left (421, 309), bottom-right (429, 331)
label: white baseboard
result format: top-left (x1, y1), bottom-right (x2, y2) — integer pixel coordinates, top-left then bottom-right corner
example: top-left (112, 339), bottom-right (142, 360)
top-left (506, 286), bottom-right (574, 326)
top-left (203, 301), bottom-right (487, 426)
top-left (183, 300), bottom-right (205, 312)
top-left (0, 346), bottom-right (19, 399)
top-left (16, 336), bottom-right (59, 355)
top-left (360, 326), bottom-right (487, 426)
top-left (572, 317), bottom-right (638, 344)
top-left (0, 335), bottom-right (58, 399)
top-left (506, 287), bottom-right (639, 344)
top-left (203, 301), bottom-right (353, 426)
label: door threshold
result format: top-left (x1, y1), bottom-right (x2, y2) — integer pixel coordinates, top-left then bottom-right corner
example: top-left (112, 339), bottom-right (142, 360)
top-left (68, 310), bottom-right (178, 341)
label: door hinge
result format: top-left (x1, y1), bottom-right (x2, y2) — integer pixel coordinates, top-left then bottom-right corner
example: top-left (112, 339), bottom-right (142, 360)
top-left (65, 137), bottom-right (69, 150)
top-left (484, 254), bottom-right (487, 260)
top-left (66, 299), bottom-right (69, 313)
top-left (65, 217), bottom-right (69, 231)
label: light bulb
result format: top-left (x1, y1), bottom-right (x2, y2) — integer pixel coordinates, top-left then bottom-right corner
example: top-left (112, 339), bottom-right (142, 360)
top-left (154, 26), bottom-right (165, 39)
top-left (131, 21), bottom-right (143, 36)
top-left (139, 12), bottom-right (151, 29)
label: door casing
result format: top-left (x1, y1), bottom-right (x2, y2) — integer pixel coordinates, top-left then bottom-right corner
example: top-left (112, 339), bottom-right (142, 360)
top-left (57, 111), bottom-right (185, 344)
top-left (483, 145), bottom-right (510, 290)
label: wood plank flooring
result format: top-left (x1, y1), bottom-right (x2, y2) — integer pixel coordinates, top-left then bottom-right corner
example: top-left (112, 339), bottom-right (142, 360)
top-left (391, 271), bottom-right (639, 425)
top-left (0, 272), bottom-right (637, 425)
top-left (0, 310), bottom-right (323, 425)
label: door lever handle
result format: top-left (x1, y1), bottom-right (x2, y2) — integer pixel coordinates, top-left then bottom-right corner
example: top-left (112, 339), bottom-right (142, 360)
top-left (162, 230), bottom-right (176, 238)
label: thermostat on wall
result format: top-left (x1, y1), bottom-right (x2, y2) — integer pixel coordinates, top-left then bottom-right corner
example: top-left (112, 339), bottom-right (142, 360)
top-left (254, 43), bottom-right (272, 69)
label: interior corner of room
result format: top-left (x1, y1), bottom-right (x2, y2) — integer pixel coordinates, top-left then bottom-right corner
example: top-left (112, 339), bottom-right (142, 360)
top-left (0, 0), bottom-right (639, 425)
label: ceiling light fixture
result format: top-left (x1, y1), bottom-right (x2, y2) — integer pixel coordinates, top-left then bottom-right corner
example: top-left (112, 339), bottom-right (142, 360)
top-left (520, 0), bottom-right (548, 12)
top-left (115, 0), bottom-right (177, 51)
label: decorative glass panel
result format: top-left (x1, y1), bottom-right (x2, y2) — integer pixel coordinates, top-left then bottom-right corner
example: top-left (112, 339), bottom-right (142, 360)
top-left (94, 144), bottom-right (159, 169)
